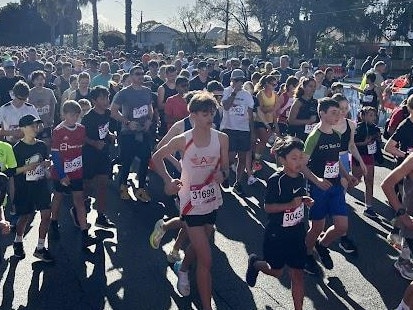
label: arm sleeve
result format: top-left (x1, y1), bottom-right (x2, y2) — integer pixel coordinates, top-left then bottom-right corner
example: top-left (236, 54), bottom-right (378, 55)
top-left (303, 130), bottom-right (319, 157)
top-left (265, 175), bottom-right (281, 204)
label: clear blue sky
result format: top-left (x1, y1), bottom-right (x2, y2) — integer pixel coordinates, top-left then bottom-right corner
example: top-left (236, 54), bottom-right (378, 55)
top-left (0, 0), bottom-right (195, 31)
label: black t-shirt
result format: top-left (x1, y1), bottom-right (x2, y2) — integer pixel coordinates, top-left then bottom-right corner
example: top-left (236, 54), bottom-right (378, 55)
top-left (322, 78), bottom-right (338, 89)
top-left (288, 97), bottom-right (319, 142)
top-left (304, 129), bottom-right (341, 184)
top-left (189, 75), bottom-right (211, 91)
top-left (0, 76), bottom-right (26, 106)
top-left (265, 170), bottom-right (306, 232)
top-left (275, 67), bottom-right (295, 84)
top-left (13, 139), bottom-right (48, 187)
top-left (391, 118), bottom-right (413, 158)
top-left (81, 108), bottom-right (111, 153)
top-left (354, 121), bottom-right (380, 156)
top-left (152, 76), bottom-right (164, 93)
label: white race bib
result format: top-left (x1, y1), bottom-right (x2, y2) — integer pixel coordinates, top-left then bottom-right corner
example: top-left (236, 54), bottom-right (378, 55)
top-left (98, 122), bottom-right (109, 140)
top-left (64, 156), bottom-right (83, 173)
top-left (367, 141), bottom-right (377, 155)
top-left (282, 203), bottom-right (304, 227)
top-left (38, 105), bottom-right (50, 115)
top-left (133, 105), bottom-right (148, 119)
top-left (324, 161), bottom-right (339, 178)
top-left (363, 95), bottom-right (373, 103)
top-left (229, 105), bottom-right (245, 116)
top-left (26, 165), bottom-right (45, 181)
top-left (304, 123), bottom-right (317, 134)
top-left (190, 182), bottom-right (218, 206)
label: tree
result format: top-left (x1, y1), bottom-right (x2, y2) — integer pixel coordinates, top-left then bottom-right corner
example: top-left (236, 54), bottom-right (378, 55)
top-left (35, 0), bottom-right (67, 44)
top-left (125, 0), bottom-right (132, 51)
top-left (101, 31), bottom-right (125, 48)
top-left (79, 0), bottom-right (101, 50)
top-left (177, 3), bottom-right (212, 53)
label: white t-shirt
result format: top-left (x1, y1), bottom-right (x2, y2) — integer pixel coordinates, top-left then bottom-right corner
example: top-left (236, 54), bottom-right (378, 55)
top-left (0, 101), bottom-right (40, 142)
top-left (220, 87), bottom-right (254, 132)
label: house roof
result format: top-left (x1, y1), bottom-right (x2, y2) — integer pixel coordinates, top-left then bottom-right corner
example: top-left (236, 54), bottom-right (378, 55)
top-left (140, 23), bottom-right (180, 35)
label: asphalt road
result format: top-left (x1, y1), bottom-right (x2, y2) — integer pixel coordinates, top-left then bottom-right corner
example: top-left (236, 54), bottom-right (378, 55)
top-left (0, 151), bottom-right (409, 310)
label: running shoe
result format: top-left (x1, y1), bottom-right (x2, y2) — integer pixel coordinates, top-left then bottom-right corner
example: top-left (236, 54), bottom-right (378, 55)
top-left (232, 182), bottom-right (244, 196)
top-left (95, 214), bottom-right (116, 229)
top-left (304, 254), bottom-right (319, 275)
top-left (387, 231), bottom-right (402, 250)
top-left (33, 248), bottom-right (55, 263)
top-left (247, 175), bottom-right (259, 186)
top-left (134, 188), bottom-right (151, 203)
top-left (363, 208), bottom-right (378, 219)
top-left (394, 258), bottom-right (413, 280)
top-left (315, 241), bottom-right (334, 270)
top-left (69, 207), bottom-right (80, 228)
top-left (167, 249), bottom-right (182, 263)
top-left (173, 261), bottom-right (190, 297)
top-left (13, 242), bottom-right (25, 259)
top-left (246, 254), bottom-right (260, 287)
top-left (120, 184), bottom-right (131, 200)
top-left (82, 233), bottom-right (100, 248)
top-left (339, 236), bottom-right (357, 254)
top-left (149, 219), bottom-right (166, 249)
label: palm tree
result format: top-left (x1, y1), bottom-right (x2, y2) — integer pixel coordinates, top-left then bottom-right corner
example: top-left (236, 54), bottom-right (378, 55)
top-left (125, 0), bottom-right (132, 52)
top-left (35, 0), bottom-right (67, 45)
top-left (79, 0), bottom-right (100, 50)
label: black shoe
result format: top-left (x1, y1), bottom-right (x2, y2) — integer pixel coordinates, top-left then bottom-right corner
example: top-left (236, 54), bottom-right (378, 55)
top-left (304, 254), bottom-right (319, 275)
top-left (339, 236), bottom-right (357, 254)
top-left (82, 233), bottom-right (100, 248)
top-left (363, 208), bottom-right (378, 219)
top-left (315, 241), bottom-right (334, 270)
top-left (221, 179), bottom-right (230, 189)
top-left (13, 242), bottom-right (25, 259)
top-left (49, 220), bottom-right (60, 240)
top-left (233, 182), bottom-right (244, 196)
top-left (84, 197), bottom-right (92, 213)
top-left (33, 248), bottom-right (55, 263)
top-left (95, 214), bottom-right (116, 229)
top-left (246, 254), bottom-right (260, 287)
top-left (69, 207), bottom-right (80, 228)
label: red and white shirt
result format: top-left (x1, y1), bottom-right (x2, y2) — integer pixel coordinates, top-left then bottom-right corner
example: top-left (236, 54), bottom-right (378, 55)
top-left (51, 122), bottom-right (85, 180)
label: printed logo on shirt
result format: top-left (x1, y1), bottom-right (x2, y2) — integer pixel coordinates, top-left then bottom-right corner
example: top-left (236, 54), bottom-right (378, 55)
top-left (37, 105), bottom-right (50, 115)
top-left (190, 155), bottom-right (216, 167)
top-left (60, 143), bottom-right (67, 151)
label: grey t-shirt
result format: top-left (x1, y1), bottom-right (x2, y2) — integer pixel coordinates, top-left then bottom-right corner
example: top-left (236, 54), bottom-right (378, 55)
top-left (113, 85), bottom-right (152, 134)
top-left (29, 87), bottom-right (57, 127)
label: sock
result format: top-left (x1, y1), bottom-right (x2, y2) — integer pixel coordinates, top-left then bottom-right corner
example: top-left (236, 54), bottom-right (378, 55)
top-left (400, 238), bottom-right (411, 260)
top-left (396, 299), bottom-right (409, 310)
top-left (37, 238), bottom-right (45, 250)
top-left (14, 235), bottom-right (23, 243)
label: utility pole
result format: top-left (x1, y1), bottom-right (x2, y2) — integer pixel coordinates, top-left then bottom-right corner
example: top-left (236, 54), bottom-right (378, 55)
top-left (140, 10), bottom-right (143, 44)
top-left (224, 0), bottom-right (229, 45)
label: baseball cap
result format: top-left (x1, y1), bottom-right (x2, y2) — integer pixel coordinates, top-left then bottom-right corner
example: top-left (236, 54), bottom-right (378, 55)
top-left (230, 69), bottom-right (246, 80)
top-left (19, 115), bottom-right (43, 127)
top-left (197, 61), bottom-right (208, 70)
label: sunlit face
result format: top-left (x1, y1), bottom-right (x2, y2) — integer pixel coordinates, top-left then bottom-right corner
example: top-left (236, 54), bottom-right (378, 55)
top-left (131, 69), bottom-right (144, 84)
top-left (315, 73), bottom-right (324, 84)
top-left (212, 91), bottom-right (223, 104)
top-left (363, 110), bottom-right (376, 124)
top-left (94, 94), bottom-right (110, 110)
top-left (192, 110), bottom-right (216, 128)
top-left (33, 76), bottom-right (45, 88)
top-left (304, 80), bottom-right (316, 96)
top-left (280, 148), bottom-right (303, 174)
top-left (79, 78), bottom-right (90, 89)
top-left (338, 100), bottom-right (350, 119)
top-left (64, 112), bottom-right (80, 126)
top-left (22, 123), bottom-right (41, 138)
top-left (321, 106), bottom-right (340, 125)
top-left (176, 82), bottom-right (189, 95)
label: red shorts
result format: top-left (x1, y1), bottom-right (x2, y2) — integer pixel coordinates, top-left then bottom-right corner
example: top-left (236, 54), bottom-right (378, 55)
top-left (354, 154), bottom-right (375, 166)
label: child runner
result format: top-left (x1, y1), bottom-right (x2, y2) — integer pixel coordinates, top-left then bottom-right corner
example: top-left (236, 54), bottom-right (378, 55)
top-left (245, 136), bottom-right (314, 310)
top-left (13, 114), bottom-right (53, 262)
top-left (353, 106), bottom-right (381, 218)
top-left (152, 92), bottom-right (229, 310)
top-left (301, 98), bottom-right (358, 275)
top-left (49, 101), bottom-right (99, 247)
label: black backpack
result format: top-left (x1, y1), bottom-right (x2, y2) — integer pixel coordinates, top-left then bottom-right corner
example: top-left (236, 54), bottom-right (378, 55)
top-left (383, 103), bottom-right (409, 140)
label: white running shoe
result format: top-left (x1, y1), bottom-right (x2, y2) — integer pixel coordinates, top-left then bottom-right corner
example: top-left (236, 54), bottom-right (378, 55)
top-left (174, 261), bottom-right (190, 296)
top-left (394, 258), bottom-right (413, 280)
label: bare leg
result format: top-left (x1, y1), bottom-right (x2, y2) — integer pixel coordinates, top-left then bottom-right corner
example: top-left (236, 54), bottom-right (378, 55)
top-left (290, 268), bottom-right (304, 310)
top-left (50, 192), bottom-right (63, 221)
top-left (72, 191), bottom-right (88, 230)
top-left (306, 219), bottom-right (325, 254)
top-left (39, 209), bottom-right (51, 240)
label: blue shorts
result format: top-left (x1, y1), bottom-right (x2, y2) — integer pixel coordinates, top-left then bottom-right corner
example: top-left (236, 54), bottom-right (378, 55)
top-left (339, 152), bottom-right (351, 174)
top-left (309, 183), bottom-right (347, 220)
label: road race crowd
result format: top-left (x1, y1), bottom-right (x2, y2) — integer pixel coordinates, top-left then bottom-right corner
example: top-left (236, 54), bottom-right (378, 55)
top-left (0, 46), bottom-right (413, 309)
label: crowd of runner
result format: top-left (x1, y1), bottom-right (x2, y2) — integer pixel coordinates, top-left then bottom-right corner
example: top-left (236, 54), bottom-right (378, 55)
top-left (0, 46), bottom-right (412, 309)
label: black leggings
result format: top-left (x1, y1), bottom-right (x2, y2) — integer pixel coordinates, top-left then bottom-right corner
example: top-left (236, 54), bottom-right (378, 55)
top-left (119, 133), bottom-right (151, 188)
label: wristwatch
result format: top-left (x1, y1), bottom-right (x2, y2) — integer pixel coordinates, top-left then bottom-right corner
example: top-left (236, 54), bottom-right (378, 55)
top-left (395, 208), bottom-right (407, 217)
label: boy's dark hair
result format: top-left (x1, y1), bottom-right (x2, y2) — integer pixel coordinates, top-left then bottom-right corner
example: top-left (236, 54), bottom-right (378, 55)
top-left (78, 72), bottom-right (90, 80)
top-left (366, 72), bottom-right (376, 83)
top-left (271, 135), bottom-right (304, 159)
top-left (360, 106), bottom-right (377, 116)
top-left (62, 100), bottom-right (81, 114)
top-left (175, 76), bottom-right (189, 86)
top-left (148, 60), bottom-right (158, 68)
top-left (165, 65), bottom-right (176, 74)
top-left (69, 74), bottom-right (78, 84)
top-left (188, 91), bottom-right (217, 113)
top-left (13, 81), bottom-right (30, 98)
top-left (318, 97), bottom-right (339, 114)
top-left (206, 80), bottom-right (224, 92)
top-left (331, 93), bottom-right (347, 103)
top-left (31, 70), bottom-right (46, 82)
top-left (90, 85), bottom-right (109, 101)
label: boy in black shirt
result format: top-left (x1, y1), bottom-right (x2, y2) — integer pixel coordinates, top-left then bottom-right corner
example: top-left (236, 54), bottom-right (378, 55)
top-left (82, 86), bottom-right (115, 229)
top-left (246, 136), bottom-right (313, 310)
top-left (13, 115), bottom-right (53, 263)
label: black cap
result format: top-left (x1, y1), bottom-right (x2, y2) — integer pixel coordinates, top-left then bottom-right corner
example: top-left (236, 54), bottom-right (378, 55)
top-left (19, 115), bottom-right (43, 127)
top-left (197, 61), bottom-right (208, 69)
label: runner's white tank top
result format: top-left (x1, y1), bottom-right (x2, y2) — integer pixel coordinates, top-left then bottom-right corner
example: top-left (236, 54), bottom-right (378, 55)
top-left (179, 128), bottom-right (223, 216)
